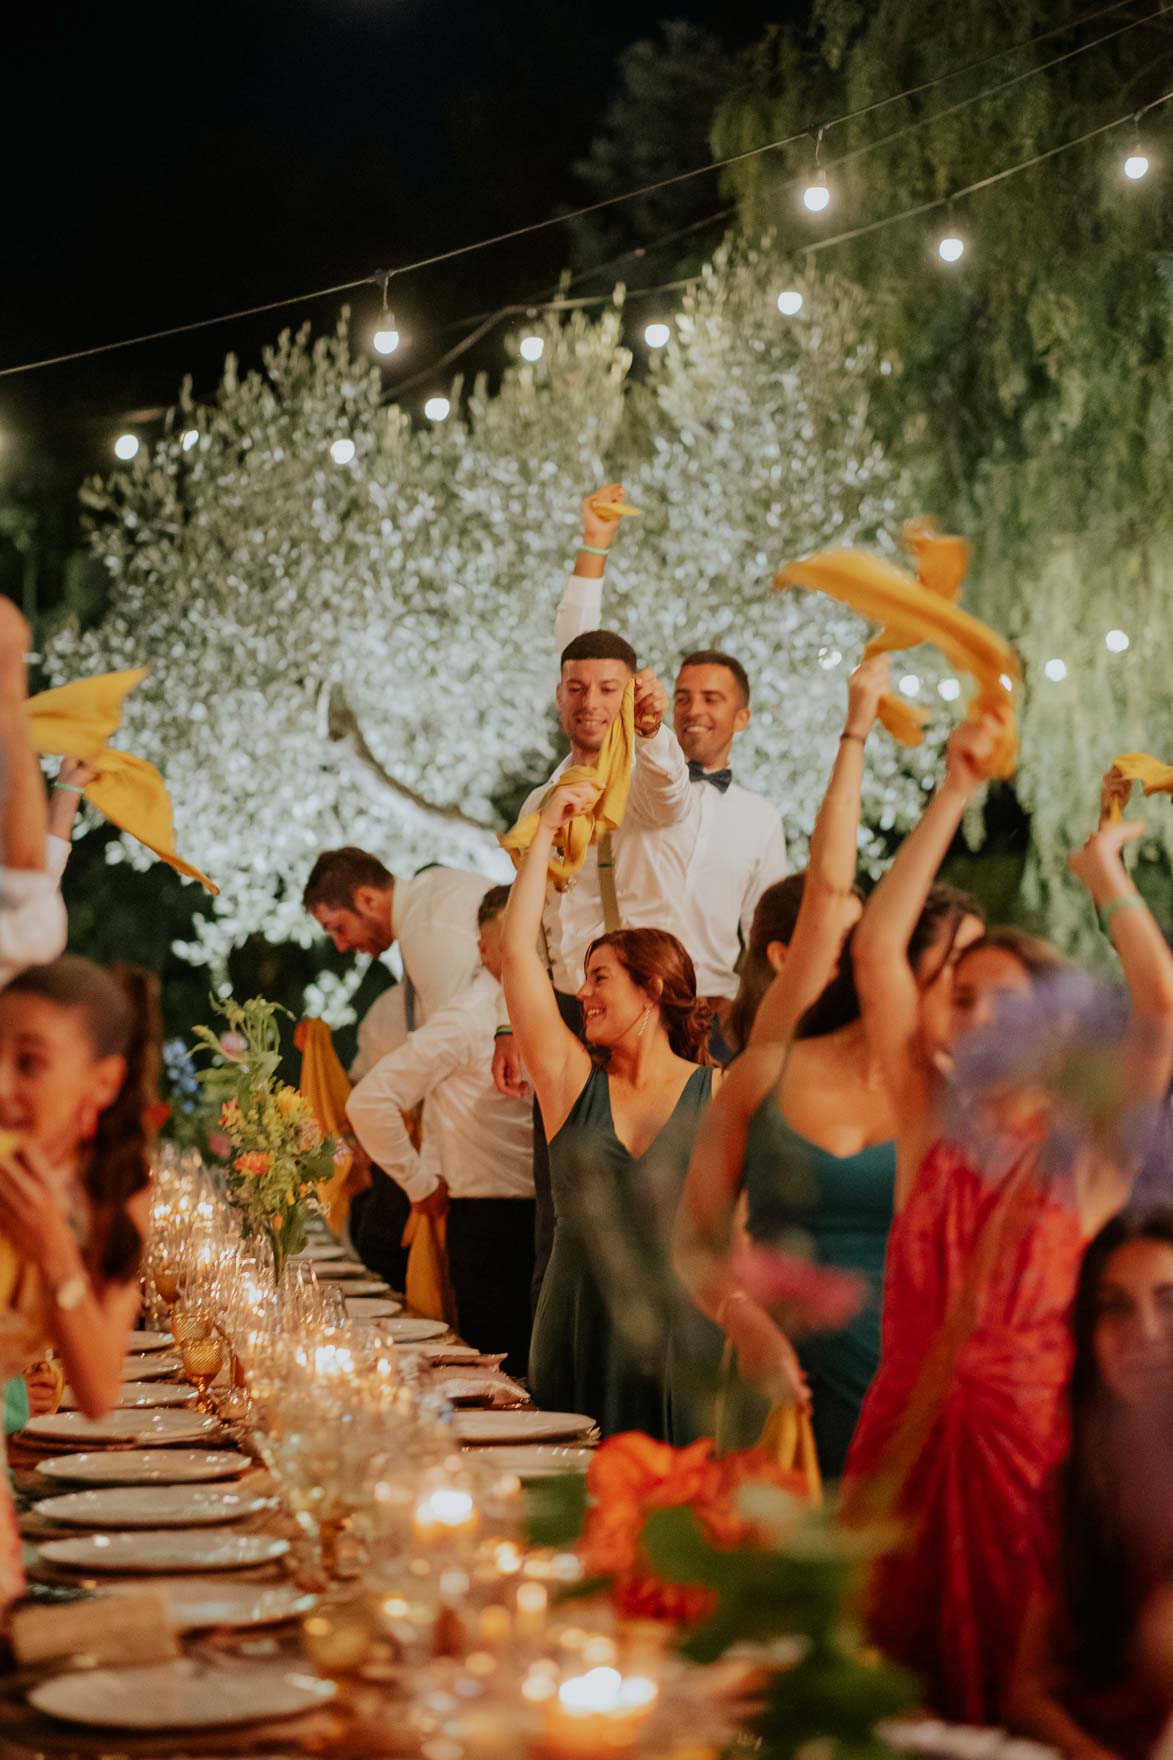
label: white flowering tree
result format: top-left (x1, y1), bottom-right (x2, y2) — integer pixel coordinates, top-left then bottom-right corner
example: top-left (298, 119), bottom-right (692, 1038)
top-left (51, 242), bottom-right (940, 1014)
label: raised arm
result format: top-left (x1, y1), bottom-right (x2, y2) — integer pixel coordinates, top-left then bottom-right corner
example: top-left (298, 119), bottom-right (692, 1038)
top-left (674, 1044), bottom-right (810, 1411)
top-left (0, 599), bottom-right (48, 873)
top-left (553, 485), bottom-right (624, 653)
top-left (501, 783), bottom-right (595, 1134)
top-left (1069, 816), bottom-right (1173, 1108)
top-left (852, 711), bottom-right (1003, 1150)
top-left (625, 674), bottom-right (692, 828)
top-left (751, 656), bottom-right (887, 1046)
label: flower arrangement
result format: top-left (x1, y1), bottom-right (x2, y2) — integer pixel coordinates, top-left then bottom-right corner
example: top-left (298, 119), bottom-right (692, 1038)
top-left (527, 1431), bottom-right (917, 1760)
top-left (193, 995), bottom-right (337, 1280)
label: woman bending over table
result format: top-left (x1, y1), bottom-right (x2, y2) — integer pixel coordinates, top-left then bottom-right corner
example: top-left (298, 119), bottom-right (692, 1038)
top-left (0, 955), bottom-right (160, 1604)
top-left (502, 779), bottom-right (720, 1439)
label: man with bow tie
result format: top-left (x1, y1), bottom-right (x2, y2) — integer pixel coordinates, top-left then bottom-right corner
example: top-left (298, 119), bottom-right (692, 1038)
top-left (551, 486), bottom-right (788, 1041)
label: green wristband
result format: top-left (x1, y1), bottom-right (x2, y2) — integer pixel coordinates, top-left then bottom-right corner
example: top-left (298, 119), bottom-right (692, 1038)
top-left (494, 1025), bottom-right (514, 1039)
top-left (53, 782), bottom-right (86, 796)
top-left (579, 544), bottom-right (609, 557)
top-left (1100, 893), bottom-right (1145, 932)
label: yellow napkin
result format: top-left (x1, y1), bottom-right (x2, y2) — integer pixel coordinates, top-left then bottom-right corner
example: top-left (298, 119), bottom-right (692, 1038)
top-left (296, 1019), bottom-right (355, 1236)
top-left (499, 680), bottom-right (634, 890)
top-left (402, 1212), bottom-right (458, 1326)
top-left (759, 1403), bottom-right (823, 1504)
top-left (26, 669), bottom-right (218, 893)
top-left (778, 518), bottom-right (1021, 779)
top-left (1102, 752), bottom-right (1173, 823)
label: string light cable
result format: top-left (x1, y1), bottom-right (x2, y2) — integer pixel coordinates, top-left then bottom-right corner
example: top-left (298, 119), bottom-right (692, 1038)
top-left (0, 0), bottom-right (1164, 382)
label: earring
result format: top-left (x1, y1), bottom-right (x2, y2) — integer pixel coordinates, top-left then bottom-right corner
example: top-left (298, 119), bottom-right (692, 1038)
top-left (636, 1006), bottom-right (651, 1039)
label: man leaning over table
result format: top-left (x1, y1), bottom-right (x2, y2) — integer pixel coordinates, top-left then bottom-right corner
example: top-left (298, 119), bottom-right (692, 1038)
top-left (346, 886), bottom-right (534, 1375)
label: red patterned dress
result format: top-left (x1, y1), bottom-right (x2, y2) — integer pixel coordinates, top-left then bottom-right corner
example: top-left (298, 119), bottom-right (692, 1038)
top-left (843, 1139), bottom-right (1085, 1724)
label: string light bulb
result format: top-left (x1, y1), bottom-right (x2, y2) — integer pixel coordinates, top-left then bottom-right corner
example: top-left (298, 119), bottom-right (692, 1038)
top-left (372, 273), bottom-right (400, 357)
top-left (1043, 657), bottom-right (1068, 682)
top-left (644, 322), bottom-right (671, 349)
top-left (519, 335), bottom-right (545, 362)
top-left (802, 127), bottom-right (831, 213)
top-left (1124, 151), bottom-right (1149, 180)
top-left (114, 433), bottom-right (139, 461)
top-left (777, 290), bottom-right (804, 316)
top-left (181, 429), bottom-right (199, 452)
top-left (938, 678), bottom-right (962, 702)
top-left (329, 437), bottom-right (356, 465)
top-left (1105, 629), bottom-right (1130, 653)
top-left (938, 233), bottom-right (965, 263)
top-left (898, 674), bottom-right (921, 698)
top-left (424, 396), bottom-right (450, 422)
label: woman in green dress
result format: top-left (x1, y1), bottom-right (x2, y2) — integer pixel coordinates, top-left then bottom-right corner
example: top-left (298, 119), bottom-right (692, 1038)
top-left (676, 657), bottom-right (986, 1475)
top-left (502, 778), bottom-right (720, 1439)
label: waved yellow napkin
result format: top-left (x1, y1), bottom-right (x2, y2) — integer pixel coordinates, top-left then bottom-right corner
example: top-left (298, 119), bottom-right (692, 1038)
top-left (499, 680), bottom-right (634, 889)
top-left (1103, 752), bottom-right (1173, 823)
top-left (26, 669), bottom-right (218, 893)
top-left (759, 1402), bottom-right (823, 1504)
top-left (778, 518), bottom-right (1021, 779)
top-left (296, 1019), bottom-right (355, 1236)
top-left (402, 1211), bottom-right (458, 1326)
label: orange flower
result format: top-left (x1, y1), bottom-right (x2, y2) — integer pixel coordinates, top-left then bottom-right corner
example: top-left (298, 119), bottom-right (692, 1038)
top-left (234, 1151), bottom-right (273, 1177)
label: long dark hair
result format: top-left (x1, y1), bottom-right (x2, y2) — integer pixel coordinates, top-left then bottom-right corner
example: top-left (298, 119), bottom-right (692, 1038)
top-left (4, 956), bottom-right (161, 1283)
top-left (1059, 1207), bottom-right (1173, 1685)
top-left (727, 877), bottom-right (984, 1054)
top-left (583, 928), bottom-right (713, 1066)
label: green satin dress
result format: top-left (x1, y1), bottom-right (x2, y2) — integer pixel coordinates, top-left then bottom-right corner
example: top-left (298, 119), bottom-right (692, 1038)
top-left (724, 1092), bottom-right (896, 1476)
top-left (529, 1064), bottom-right (715, 1440)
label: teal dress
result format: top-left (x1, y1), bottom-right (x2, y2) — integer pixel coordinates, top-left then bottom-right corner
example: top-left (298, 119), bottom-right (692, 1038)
top-left (732, 1092), bottom-right (896, 1477)
top-left (530, 1065), bottom-right (715, 1440)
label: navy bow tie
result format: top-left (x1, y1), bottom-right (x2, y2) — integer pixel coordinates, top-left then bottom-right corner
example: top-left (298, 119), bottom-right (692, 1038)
top-left (688, 761), bottom-right (732, 793)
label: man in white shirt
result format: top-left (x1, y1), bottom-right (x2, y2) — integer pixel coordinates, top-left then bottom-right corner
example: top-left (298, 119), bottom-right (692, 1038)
top-left (553, 486), bottom-right (788, 1033)
top-left (0, 600), bottom-right (67, 989)
top-left (347, 886), bottom-right (535, 1371)
top-left (303, 848), bottom-right (487, 1028)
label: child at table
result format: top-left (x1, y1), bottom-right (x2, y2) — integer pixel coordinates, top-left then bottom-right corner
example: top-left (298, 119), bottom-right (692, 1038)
top-left (0, 956), bottom-right (160, 1604)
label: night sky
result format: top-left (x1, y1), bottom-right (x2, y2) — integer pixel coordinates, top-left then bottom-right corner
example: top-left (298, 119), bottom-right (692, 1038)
top-left (2, 0), bottom-right (791, 474)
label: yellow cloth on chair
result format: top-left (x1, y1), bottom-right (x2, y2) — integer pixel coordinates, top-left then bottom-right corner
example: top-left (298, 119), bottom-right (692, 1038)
top-left (25, 669), bottom-right (218, 894)
top-left (402, 1213), bottom-right (458, 1326)
top-left (1103, 752), bottom-right (1173, 823)
top-left (778, 518), bottom-right (1021, 780)
top-left (499, 681), bottom-right (634, 890)
top-left (296, 1020), bottom-right (355, 1237)
top-left (759, 1403), bottom-right (823, 1504)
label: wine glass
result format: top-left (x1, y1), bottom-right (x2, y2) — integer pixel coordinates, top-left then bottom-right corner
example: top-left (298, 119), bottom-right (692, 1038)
top-left (179, 1333), bottom-right (225, 1413)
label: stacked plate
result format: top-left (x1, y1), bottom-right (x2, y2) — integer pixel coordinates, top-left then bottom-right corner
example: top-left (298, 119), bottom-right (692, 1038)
top-left (453, 1409), bottom-right (596, 1446)
top-left (34, 1484), bottom-right (271, 1529)
top-left (38, 1449), bottom-right (251, 1487)
top-left (28, 1657), bottom-right (335, 1731)
top-left (39, 1528), bottom-right (289, 1575)
top-left (24, 1409), bottom-right (220, 1448)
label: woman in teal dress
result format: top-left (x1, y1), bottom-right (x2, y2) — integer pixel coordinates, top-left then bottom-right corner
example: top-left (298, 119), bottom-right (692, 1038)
top-left (676, 657), bottom-right (985, 1476)
top-left (502, 776), bottom-right (720, 1440)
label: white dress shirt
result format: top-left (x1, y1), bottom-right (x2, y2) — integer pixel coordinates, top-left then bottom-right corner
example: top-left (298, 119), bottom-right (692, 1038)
top-left (553, 569), bottom-right (787, 997)
top-left (0, 835), bottom-right (71, 991)
top-left (518, 724), bottom-right (697, 995)
top-left (347, 971), bottom-right (533, 1203)
top-left (392, 867), bottom-right (489, 1026)
top-left (349, 985), bottom-right (409, 1082)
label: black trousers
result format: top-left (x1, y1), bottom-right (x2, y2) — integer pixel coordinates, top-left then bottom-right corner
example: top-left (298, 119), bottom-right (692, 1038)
top-left (352, 1167), bottom-right (412, 1292)
top-left (531, 990), bottom-right (586, 1312)
top-left (447, 1198), bottom-right (537, 1377)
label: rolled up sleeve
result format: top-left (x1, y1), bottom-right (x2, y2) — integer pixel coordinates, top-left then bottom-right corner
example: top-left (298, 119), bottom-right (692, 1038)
top-left (0, 869), bottom-right (68, 989)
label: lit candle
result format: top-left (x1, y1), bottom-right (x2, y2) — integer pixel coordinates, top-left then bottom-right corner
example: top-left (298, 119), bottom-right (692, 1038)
top-left (542, 1667), bottom-right (658, 1758)
top-left (412, 1486), bottom-right (480, 1544)
top-left (516, 1580), bottom-right (548, 1639)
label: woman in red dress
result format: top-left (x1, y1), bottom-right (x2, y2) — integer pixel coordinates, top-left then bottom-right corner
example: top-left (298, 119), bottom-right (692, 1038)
top-left (845, 715), bottom-right (1173, 1724)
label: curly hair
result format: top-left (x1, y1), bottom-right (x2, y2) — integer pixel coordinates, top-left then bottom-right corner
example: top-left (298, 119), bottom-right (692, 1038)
top-left (3, 956), bottom-right (161, 1283)
top-left (584, 928), bottom-right (713, 1065)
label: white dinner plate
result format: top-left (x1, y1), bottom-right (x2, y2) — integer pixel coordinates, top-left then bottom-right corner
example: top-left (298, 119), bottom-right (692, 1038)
top-left (37, 1449), bottom-right (251, 1487)
top-left (62, 1381), bottom-right (194, 1411)
top-left (302, 1241), bottom-right (344, 1261)
top-left (345, 1298), bottom-right (408, 1322)
top-left (121, 1354), bottom-right (182, 1381)
top-left (127, 1330), bottom-right (173, 1352)
top-left (310, 1262), bottom-right (368, 1279)
top-left (39, 1528), bottom-right (289, 1575)
top-left (324, 1278), bottom-right (389, 1297)
top-left (28, 1657), bottom-right (335, 1730)
top-left (103, 1575), bottom-right (317, 1632)
top-left (466, 1444), bottom-right (595, 1477)
top-left (454, 1409), bottom-right (596, 1445)
top-left (24, 1409), bottom-right (219, 1447)
top-left (34, 1485), bottom-right (271, 1529)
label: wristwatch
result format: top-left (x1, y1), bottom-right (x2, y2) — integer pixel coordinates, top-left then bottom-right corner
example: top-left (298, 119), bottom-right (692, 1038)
top-left (51, 1272), bottom-right (88, 1312)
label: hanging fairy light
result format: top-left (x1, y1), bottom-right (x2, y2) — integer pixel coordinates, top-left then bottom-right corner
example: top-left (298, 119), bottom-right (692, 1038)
top-left (329, 437), bottom-right (356, 465)
top-left (644, 322), bottom-right (671, 349)
top-left (898, 673), bottom-right (921, 698)
top-left (424, 396), bottom-right (451, 422)
top-left (938, 678), bottom-right (962, 702)
top-left (776, 290), bottom-right (804, 316)
top-left (372, 273), bottom-right (401, 357)
top-left (1043, 657), bottom-right (1068, 682)
top-left (937, 233), bottom-right (965, 263)
top-left (114, 433), bottom-right (139, 461)
top-left (802, 126), bottom-right (831, 213)
top-left (181, 429), bottom-right (199, 451)
top-left (519, 335), bottom-right (545, 362)
top-left (1105, 629), bottom-right (1130, 653)
top-left (1123, 117), bottom-right (1150, 181)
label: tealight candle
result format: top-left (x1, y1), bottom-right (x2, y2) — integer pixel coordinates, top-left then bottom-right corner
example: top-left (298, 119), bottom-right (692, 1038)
top-left (412, 1486), bottom-right (480, 1545)
top-left (516, 1580), bottom-right (548, 1639)
top-left (542, 1666), bottom-right (659, 1758)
